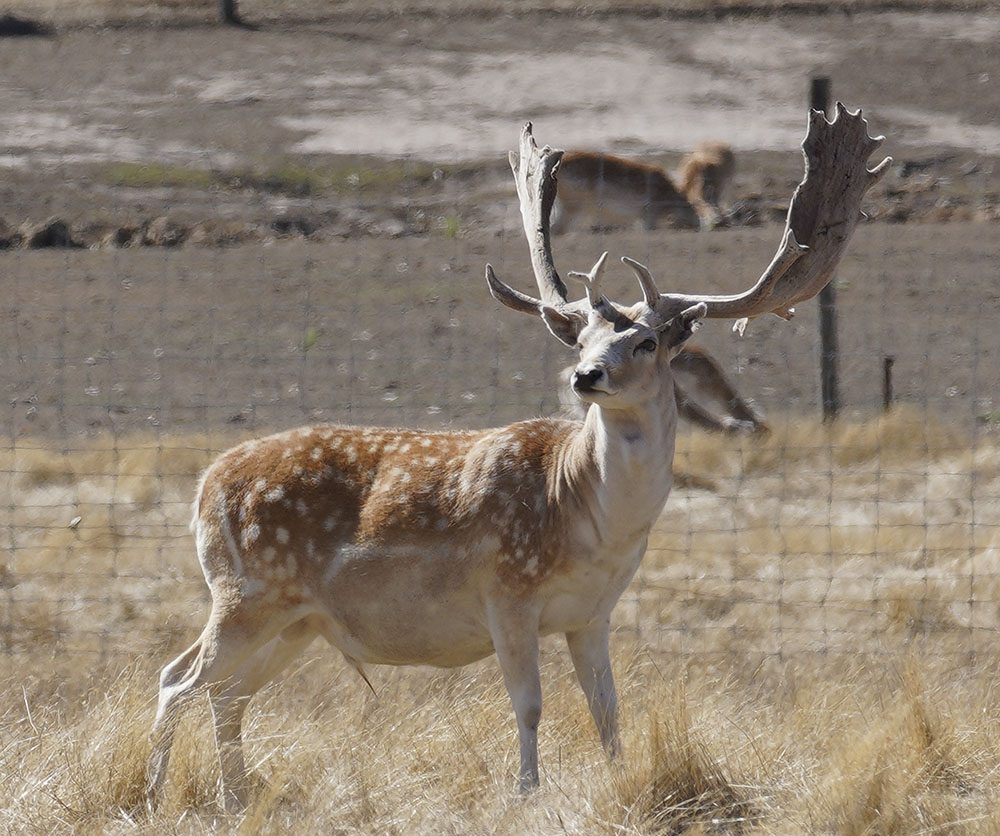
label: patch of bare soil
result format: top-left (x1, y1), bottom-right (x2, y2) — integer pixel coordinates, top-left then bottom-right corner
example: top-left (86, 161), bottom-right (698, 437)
top-left (3, 223), bottom-right (997, 444)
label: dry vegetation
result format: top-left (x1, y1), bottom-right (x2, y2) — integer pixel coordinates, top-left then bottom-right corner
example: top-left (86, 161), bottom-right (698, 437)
top-left (2, 408), bottom-right (1000, 831)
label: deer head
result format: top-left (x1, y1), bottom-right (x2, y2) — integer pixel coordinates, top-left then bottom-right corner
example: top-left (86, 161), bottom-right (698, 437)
top-left (486, 125), bottom-right (708, 411)
top-left (487, 109), bottom-right (891, 398)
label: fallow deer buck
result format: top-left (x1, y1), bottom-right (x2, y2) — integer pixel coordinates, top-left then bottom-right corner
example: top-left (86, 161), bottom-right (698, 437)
top-left (146, 107), bottom-right (889, 812)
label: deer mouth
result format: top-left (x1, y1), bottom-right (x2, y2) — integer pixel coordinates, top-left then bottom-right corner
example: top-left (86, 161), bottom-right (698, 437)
top-left (572, 381), bottom-right (614, 400)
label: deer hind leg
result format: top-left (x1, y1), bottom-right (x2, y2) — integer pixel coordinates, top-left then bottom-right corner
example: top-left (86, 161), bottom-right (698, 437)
top-left (146, 599), bottom-right (308, 812)
top-left (566, 618), bottom-right (619, 758)
top-left (209, 617), bottom-right (319, 812)
top-left (487, 598), bottom-right (542, 792)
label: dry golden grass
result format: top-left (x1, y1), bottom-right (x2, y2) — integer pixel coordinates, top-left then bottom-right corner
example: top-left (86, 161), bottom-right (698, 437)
top-left (3, 408), bottom-right (1000, 832)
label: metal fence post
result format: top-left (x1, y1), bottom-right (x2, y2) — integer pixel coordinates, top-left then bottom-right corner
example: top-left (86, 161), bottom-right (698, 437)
top-left (220, 0), bottom-right (239, 24)
top-left (882, 356), bottom-right (895, 411)
top-left (811, 77), bottom-right (841, 421)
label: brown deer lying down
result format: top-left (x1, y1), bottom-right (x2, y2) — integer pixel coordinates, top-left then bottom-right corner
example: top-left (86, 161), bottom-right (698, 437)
top-left (552, 141), bottom-right (735, 233)
top-left (559, 343), bottom-right (768, 434)
top-left (146, 111), bottom-right (888, 812)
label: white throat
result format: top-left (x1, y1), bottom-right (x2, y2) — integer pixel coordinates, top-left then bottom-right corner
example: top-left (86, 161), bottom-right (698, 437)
top-left (573, 369), bottom-right (678, 545)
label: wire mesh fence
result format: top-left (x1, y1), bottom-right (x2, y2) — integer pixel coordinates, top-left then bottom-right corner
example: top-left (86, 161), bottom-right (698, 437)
top-left (3, 218), bottom-right (999, 668)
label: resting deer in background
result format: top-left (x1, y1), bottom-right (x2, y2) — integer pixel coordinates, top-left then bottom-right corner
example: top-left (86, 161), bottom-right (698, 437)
top-left (552, 141), bottom-right (735, 233)
top-left (677, 141), bottom-right (736, 230)
top-left (146, 110), bottom-right (889, 812)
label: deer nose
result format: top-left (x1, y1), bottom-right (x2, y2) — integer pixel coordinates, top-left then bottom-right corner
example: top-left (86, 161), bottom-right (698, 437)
top-left (572, 368), bottom-right (604, 391)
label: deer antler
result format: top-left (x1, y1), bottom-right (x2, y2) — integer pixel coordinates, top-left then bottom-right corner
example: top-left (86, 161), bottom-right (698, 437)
top-left (486, 123), bottom-right (596, 319)
top-left (648, 104), bottom-right (891, 326)
top-left (568, 252), bottom-right (610, 307)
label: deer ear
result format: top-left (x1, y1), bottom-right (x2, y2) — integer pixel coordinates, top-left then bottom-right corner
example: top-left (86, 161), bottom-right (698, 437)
top-left (540, 305), bottom-right (583, 347)
top-left (658, 302), bottom-right (707, 349)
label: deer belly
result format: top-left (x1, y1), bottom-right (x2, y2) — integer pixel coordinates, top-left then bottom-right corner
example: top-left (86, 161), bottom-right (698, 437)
top-left (314, 547), bottom-right (494, 667)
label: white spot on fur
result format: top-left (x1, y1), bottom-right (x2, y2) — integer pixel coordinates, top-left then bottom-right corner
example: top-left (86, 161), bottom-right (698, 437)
top-left (323, 516), bottom-right (337, 532)
top-left (276, 527), bottom-right (290, 544)
top-left (255, 478), bottom-right (267, 492)
top-left (296, 499), bottom-right (308, 516)
top-left (344, 446), bottom-right (357, 463)
top-left (241, 522), bottom-right (260, 550)
top-left (262, 546), bottom-right (276, 563)
top-left (420, 438), bottom-right (432, 448)
top-left (286, 555), bottom-right (297, 574)
top-left (311, 447), bottom-right (323, 461)
top-left (523, 555), bottom-right (539, 576)
top-left (265, 486), bottom-right (285, 503)
top-left (242, 576), bottom-right (266, 597)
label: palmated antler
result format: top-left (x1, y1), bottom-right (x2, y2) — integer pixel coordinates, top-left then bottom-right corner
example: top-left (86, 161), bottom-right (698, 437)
top-left (485, 123), bottom-right (595, 320)
top-left (637, 104), bottom-right (891, 328)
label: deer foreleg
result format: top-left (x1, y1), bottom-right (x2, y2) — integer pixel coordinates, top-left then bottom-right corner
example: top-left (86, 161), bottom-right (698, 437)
top-left (566, 619), bottom-right (620, 758)
top-left (488, 598), bottom-right (542, 792)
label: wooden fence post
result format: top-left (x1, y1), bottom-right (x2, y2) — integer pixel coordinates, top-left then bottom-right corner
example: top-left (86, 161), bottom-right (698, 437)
top-left (811, 77), bottom-right (841, 421)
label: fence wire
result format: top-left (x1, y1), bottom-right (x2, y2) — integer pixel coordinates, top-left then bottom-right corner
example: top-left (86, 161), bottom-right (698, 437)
top-left (3, 215), bottom-right (998, 669)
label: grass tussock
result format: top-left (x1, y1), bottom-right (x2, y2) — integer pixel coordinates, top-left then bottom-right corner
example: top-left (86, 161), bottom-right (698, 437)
top-left (605, 689), bottom-right (758, 833)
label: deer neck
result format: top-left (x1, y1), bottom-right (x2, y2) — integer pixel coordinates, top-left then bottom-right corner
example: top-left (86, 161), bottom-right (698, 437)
top-left (559, 370), bottom-right (677, 547)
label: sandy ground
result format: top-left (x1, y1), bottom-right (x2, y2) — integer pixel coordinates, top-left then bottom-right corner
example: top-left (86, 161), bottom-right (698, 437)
top-left (1, 12), bottom-right (999, 164)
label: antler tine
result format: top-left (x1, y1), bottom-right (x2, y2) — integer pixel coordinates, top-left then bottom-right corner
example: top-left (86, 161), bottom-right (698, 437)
top-left (568, 251), bottom-right (610, 307)
top-left (485, 265), bottom-right (541, 315)
top-left (621, 256), bottom-right (660, 306)
top-left (653, 104), bottom-right (891, 325)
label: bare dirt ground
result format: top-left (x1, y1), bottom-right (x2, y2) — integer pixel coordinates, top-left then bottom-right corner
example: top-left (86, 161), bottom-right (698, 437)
top-left (2, 8), bottom-right (1000, 241)
top-left (4, 223), bottom-right (1000, 442)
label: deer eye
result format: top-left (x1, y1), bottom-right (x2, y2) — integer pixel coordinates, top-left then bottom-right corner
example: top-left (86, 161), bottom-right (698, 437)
top-left (635, 339), bottom-right (657, 355)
